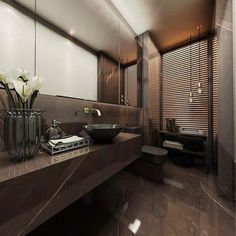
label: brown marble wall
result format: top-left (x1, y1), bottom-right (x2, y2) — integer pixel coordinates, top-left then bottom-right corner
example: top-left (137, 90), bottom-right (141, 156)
top-left (137, 31), bottom-right (161, 145)
top-left (0, 90), bottom-right (142, 151)
top-left (137, 32), bottom-right (150, 144)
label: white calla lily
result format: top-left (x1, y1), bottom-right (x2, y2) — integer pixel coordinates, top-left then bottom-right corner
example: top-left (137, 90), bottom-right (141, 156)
top-left (18, 68), bottom-right (29, 82)
top-left (1, 68), bottom-right (44, 109)
top-left (31, 76), bottom-right (44, 92)
top-left (0, 71), bottom-right (12, 85)
top-left (12, 68), bottom-right (29, 82)
top-left (12, 80), bottom-right (33, 103)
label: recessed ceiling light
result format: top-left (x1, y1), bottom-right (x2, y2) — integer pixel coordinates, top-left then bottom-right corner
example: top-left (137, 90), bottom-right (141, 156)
top-left (69, 30), bottom-right (74, 35)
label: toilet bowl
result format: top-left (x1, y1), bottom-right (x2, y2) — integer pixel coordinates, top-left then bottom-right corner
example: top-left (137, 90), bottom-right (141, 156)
top-left (131, 145), bottom-right (168, 183)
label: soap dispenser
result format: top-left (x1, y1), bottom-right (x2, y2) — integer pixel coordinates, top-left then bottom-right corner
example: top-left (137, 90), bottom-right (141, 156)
top-left (46, 119), bottom-right (63, 141)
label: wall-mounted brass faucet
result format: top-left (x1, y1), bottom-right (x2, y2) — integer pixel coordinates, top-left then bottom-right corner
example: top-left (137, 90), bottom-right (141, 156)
top-left (84, 107), bottom-right (102, 117)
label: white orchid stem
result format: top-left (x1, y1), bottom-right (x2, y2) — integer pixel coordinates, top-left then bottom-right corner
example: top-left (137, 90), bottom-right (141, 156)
top-left (30, 90), bottom-right (38, 109)
top-left (15, 91), bottom-right (22, 109)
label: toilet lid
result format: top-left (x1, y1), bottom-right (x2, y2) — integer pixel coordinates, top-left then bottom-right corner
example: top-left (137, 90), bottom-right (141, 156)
top-left (142, 145), bottom-right (168, 156)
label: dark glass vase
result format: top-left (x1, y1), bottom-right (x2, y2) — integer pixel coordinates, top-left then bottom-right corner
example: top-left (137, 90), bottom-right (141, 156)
top-left (4, 110), bottom-right (43, 161)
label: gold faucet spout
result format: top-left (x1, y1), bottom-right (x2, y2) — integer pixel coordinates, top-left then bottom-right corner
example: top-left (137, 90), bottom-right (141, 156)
top-left (83, 107), bottom-right (102, 116)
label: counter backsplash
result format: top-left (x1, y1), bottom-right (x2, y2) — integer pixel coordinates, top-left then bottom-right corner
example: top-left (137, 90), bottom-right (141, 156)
top-left (0, 90), bottom-right (142, 151)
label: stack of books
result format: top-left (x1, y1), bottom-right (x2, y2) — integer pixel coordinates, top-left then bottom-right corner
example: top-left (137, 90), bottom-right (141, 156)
top-left (163, 140), bottom-right (183, 150)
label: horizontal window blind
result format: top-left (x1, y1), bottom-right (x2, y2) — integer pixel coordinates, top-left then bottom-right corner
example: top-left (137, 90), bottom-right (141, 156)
top-left (162, 40), bottom-right (209, 133)
top-left (149, 55), bottom-right (161, 129)
top-left (212, 36), bottom-right (218, 139)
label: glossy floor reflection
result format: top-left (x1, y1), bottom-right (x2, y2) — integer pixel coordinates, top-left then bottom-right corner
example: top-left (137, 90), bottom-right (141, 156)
top-left (29, 161), bottom-right (235, 236)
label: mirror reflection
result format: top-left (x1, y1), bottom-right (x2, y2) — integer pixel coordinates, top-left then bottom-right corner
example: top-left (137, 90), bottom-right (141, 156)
top-left (0, 0), bottom-right (36, 77)
top-left (0, 0), bottom-right (138, 106)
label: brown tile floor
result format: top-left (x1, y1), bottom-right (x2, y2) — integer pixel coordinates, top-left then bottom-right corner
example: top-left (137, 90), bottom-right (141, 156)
top-left (29, 161), bottom-right (235, 236)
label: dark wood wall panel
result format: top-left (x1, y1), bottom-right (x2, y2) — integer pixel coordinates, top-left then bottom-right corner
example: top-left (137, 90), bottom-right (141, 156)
top-left (97, 53), bottom-right (124, 105)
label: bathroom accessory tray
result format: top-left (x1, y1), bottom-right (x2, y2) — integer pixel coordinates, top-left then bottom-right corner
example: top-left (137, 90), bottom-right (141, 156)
top-left (41, 137), bottom-right (89, 155)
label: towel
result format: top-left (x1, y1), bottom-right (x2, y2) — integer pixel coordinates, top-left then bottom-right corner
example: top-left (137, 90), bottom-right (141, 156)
top-left (163, 140), bottom-right (183, 150)
top-left (48, 135), bottom-right (84, 148)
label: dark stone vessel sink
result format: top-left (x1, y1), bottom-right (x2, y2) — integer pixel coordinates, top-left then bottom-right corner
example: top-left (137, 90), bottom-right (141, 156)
top-left (83, 124), bottom-right (123, 143)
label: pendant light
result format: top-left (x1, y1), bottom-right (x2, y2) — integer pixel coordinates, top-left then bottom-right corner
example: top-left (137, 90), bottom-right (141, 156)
top-left (125, 59), bottom-right (129, 106)
top-left (189, 32), bottom-right (193, 103)
top-left (197, 25), bottom-right (203, 94)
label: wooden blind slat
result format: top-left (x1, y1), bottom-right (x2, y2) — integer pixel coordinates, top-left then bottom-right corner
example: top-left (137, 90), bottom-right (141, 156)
top-left (162, 38), bottom-right (217, 135)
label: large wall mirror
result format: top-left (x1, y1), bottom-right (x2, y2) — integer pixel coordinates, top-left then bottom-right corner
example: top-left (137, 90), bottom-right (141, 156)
top-left (0, 0), bottom-right (138, 106)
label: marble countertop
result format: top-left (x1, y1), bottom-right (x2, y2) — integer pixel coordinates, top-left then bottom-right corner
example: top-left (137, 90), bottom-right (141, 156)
top-left (0, 132), bottom-right (141, 235)
top-left (0, 132), bottom-right (140, 183)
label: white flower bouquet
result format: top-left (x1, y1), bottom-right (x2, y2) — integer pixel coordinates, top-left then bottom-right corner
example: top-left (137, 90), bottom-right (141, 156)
top-left (1, 68), bottom-right (44, 161)
top-left (0, 68), bottom-right (44, 110)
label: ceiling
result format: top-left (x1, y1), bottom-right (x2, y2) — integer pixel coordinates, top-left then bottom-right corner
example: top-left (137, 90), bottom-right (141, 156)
top-left (15, 0), bottom-right (215, 62)
top-left (110, 0), bottom-right (215, 52)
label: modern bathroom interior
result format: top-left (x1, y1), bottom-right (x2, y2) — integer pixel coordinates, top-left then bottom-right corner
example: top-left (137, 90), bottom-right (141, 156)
top-left (0, 0), bottom-right (235, 235)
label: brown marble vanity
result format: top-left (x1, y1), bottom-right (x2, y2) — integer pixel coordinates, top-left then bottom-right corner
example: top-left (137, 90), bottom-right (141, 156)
top-left (0, 133), bottom-right (141, 236)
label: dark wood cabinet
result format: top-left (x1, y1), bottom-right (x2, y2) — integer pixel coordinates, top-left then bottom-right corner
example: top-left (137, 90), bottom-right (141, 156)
top-left (159, 131), bottom-right (208, 173)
